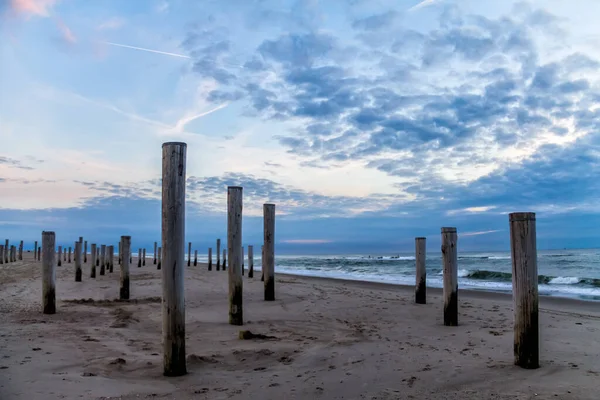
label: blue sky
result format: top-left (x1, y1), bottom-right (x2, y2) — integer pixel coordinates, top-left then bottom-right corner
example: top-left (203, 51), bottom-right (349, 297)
top-left (1, 0), bottom-right (600, 253)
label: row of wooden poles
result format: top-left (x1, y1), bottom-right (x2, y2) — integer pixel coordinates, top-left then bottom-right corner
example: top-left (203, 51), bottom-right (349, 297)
top-left (4, 143), bottom-right (539, 376)
top-left (0, 239), bottom-right (24, 264)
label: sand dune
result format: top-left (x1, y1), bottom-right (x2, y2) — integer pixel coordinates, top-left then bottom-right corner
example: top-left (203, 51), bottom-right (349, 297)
top-left (1, 253), bottom-right (599, 399)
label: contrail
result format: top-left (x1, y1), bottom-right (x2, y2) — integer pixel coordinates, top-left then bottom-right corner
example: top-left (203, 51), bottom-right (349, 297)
top-left (101, 41), bottom-right (191, 59)
top-left (408, 0), bottom-right (443, 11)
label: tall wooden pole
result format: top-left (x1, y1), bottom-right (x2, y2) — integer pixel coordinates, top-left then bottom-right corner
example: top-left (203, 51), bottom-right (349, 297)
top-left (118, 241), bottom-right (121, 265)
top-left (0, 245), bottom-right (3, 265)
top-left (242, 246), bottom-right (245, 276)
top-left (415, 237), bottom-right (426, 304)
top-left (193, 250), bottom-right (197, 266)
top-left (37, 247), bottom-right (41, 261)
top-left (216, 239), bottom-right (221, 270)
top-left (509, 212), bottom-right (539, 369)
top-left (57, 246), bottom-right (62, 267)
top-left (138, 248), bottom-right (142, 268)
top-left (74, 240), bottom-right (82, 282)
top-left (441, 227), bottom-right (458, 326)
top-left (34, 241), bottom-right (38, 261)
top-left (261, 245), bottom-right (264, 282)
top-left (4, 239), bottom-right (8, 263)
top-left (68, 246), bottom-right (72, 263)
top-left (248, 245), bottom-right (254, 278)
top-left (120, 236), bottom-right (131, 300)
top-left (223, 249), bottom-right (227, 271)
top-left (108, 245), bottom-right (114, 273)
top-left (264, 204), bottom-right (275, 301)
top-left (19, 240), bottom-right (23, 260)
top-left (157, 247), bottom-right (162, 270)
top-left (42, 231), bottom-right (56, 314)
top-left (100, 244), bottom-right (106, 275)
top-left (84, 240), bottom-right (88, 263)
top-left (90, 244), bottom-right (97, 278)
top-left (143, 248), bottom-right (146, 266)
top-left (228, 186), bottom-right (243, 325)
top-left (187, 242), bottom-right (191, 267)
top-left (208, 248), bottom-right (212, 270)
top-left (154, 242), bottom-right (157, 265)
top-left (161, 142), bottom-right (187, 377)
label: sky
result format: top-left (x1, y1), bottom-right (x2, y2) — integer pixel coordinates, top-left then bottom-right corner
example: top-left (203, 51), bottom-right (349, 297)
top-left (1, 0), bottom-right (600, 254)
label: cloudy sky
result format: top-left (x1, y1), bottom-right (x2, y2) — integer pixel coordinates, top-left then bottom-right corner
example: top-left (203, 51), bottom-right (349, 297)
top-left (1, 0), bottom-right (600, 253)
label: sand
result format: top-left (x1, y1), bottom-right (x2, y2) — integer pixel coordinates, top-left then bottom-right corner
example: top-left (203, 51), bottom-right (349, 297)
top-left (1, 253), bottom-right (599, 400)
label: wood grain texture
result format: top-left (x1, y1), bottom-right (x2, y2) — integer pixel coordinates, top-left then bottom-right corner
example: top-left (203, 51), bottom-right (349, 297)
top-left (264, 204), bottom-right (275, 301)
top-left (441, 227), bottom-right (458, 326)
top-left (415, 237), bottom-right (426, 305)
top-left (90, 244), bottom-right (97, 278)
top-left (208, 248), bottom-right (212, 271)
top-left (74, 241), bottom-right (82, 282)
top-left (120, 237), bottom-right (131, 300)
top-left (228, 186), bottom-right (244, 325)
top-left (509, 212), bottom-right (539, 369)
top-left (216, 239), bottom-right (221, 270)
top-left (161, 142), bottom-right (187, 377)
top-left (42, 231), bottom-right (56, 314)
top-left (100, 244), bottom-right (106, 275)
top-left (248, 245), bottom-right (254, 278)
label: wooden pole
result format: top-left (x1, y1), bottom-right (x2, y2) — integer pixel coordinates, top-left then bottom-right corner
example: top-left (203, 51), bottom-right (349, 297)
top-left (441, 227), bottom-right (458, 326)
top-left (157, 247), bottom-right (162, 270)
top-left (42, 231), bottom-right (56, 314)
top-left (509, 212), bottom-right (539, 369)
top-left (194, 250), bottom-right (197, 266)
top-left (63, 248), bottom-right (66, 262)
top-left (187, 242), bottom-right (191, 267)
top-left (37, 247), bottom-right (41, 261)
top-left (11, 246), bottom-right (15, 262)
top-left (248, 245), bottom-right (254, 278)
top-left (261, 245), bottom-right (264, 281)
top-left (154, 241), bottom-right (157, 265)
top-left (84, 240), bottom-right (87, 263)
top-left (34, 241), bottom-right (38, 261)
top-left (143, 248), bottom-right (146, 266)
top-left (108, 245), bottom-right (114, 273)
top-left (415, 237), bottom-right (426, 304)
top-left (4, 239), bottom-right (8, 263)
top-left (58, 246), bottom-right (63, 267)
top-left (223, 249), bottom-right (227, 271)
top-left (118, 241), bottom-right (121, 265)
top-left (90, 244), bottom-right (97, 278)
top-left (100, 244), bottom-right (106, 275)
top-left (242, 246), bottom-right (245, 276)
top-left (216, 239), bottom-right (221, 270)
top-left (120, 236), bottom-right (131, 300)
top-left (0, 245), bottom-right (3, 265)
top-left (75, 240), bottom-right (82, 282)
top-left (264, 204), bottom-right (275, 301)
top-left (19, 240), bottom-right (23, 260)
top-left (68, 246), bottom-right (72, 263)
top-left (228, 186), bottom-right (243, 325)
top-left (208, 248), bottom-right (212, 270)
top-left (162, 141), bottom-right (187, 376)
top-left (138, 248), bottom-right (142, 268)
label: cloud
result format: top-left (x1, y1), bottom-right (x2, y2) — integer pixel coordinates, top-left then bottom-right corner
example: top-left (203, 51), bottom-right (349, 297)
top-left (97, 16), bottom-right (126, 31)
top-left (8, 0), bottom-right (58, 17)
top-left (56, 18), bottom-right (75, 43)
top-left (408, 0), bottom-right (444, 12)
top-left (0, 156), bottom-right (41, 170)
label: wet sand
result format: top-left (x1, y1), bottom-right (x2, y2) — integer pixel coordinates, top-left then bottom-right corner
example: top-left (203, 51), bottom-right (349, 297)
top-left (1, 253), bottom-right (599, 399)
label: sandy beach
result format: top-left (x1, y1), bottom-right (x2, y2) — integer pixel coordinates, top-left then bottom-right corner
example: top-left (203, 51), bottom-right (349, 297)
top-left (1, 253), bottom-right (599, 400)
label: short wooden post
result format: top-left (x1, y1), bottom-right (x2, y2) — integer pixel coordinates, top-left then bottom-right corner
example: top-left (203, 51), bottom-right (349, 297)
top-left (100, 244), bottom-right (106, 275)
top-left (441, 227), bottom-right (458, 326)
top-left (34, 241), bottom-right (38, 261)
top-left (138, 248), bottom-right (142, 268)
top-left (143, 248), bottom-right (146, 266)
top-left (261, 245), bottom-right (264, 281)
top-left (90, 244), bottom-right (97, 278)
top-left (37, 246), bottom-right (41, 261)
top-left (242, 246), bottom-right (245, 276)
top-left (509, 212), bottom-right (539, 369)
top-left (63, 248), bottom-right (66, 262)
top-left (223, 249), bottom-right (227, 271)
top-left (96, 251), bottom-right (100, 266)
top-left (0, 245), bottom-right (3, 265)
top-left (263, 204), bottom-right (275, 301)
top-left (4, 239), bottom-right (8, 263)
top-left (108, 245), bottom-right (114, 273)
top-left (118, 241), bottom-right (121, 265)
top-left (120, 236), bottom-right (131, 300)
top-left (216, 239), bottom-right (221, 270)
top-left (74, 240), bottom-right (82, 282)
top-left (161, 141), bottom-right (187, 376)
top-left (11, 246), bottom-right (16, 262)
top-left (19, 240), bottom-right (23, 260)
top-left (154, 241), bottom-right (157, 264)
top-left (194, 250), bottom-right (197, 266)
top-left (415, 237), bottom-right (426, 304)
top-left (58, 245), bottom-right (62, 266)
top-left (248, 245), bottom-right (254, 278)
top-left (157, 247), bottom-right (162, 270)
top-left (187, 242), bottom-right (191, 267)
top-left (208, 248), bottom-right (212, 270)
top-left (68, 246), bottom-right (72, 263)
top-left (84, 241), bottom-right (88, 263)
top-left (42, 231), bottom-right (56, 314)
top-left (228, 186), bottom-right (243, 325)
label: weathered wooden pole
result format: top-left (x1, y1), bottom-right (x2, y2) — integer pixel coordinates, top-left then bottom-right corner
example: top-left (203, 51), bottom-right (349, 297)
top-left (37, 246), bottom-right (41, 261)
top-left (242, 246), bottom-right (245, 276)
top-left (248, 245), bottom-right (254, 278)
top-left (19, 240), bottom-right (23, 260)
top-left (10, 246), bottom-right (16, 262)
top-left (415, 237), bottom-right (426, 304)
top-left (96, 251), bottom-right (100, 266)
top-left (90, 244), bottom-right (97, 278)
top-left (162, 142), bottom-right (187, 376)
top-left (154, 241), bottom-right (157, 265)
top-left (264, 204), bottom-right (275, 301)
top-left (63, 248), bottom-right (66, 262)
top-left (208, 248), bottom-right (212, 270)
top-left (42, 231), bottom-right (56, 314)
top-left (143, 248), bottom-right (146, 266)
top-left (216, 239), bottom-right (221, 270)
top-left (187, 242), bottom-right (191, 267)
top-left (34, 241), bottom-right (38, 261)
top-left (138, 248), bottom-right (142, 268)
top-left (261, 245), bottom-right (264, 281)
top-left (57, 246), bottom-right (62, 266)
top-left (74, 240), bottom-right (82, 282)
top-left (4, 239), bottom-right (8, 263)
top-left (120, 236), bottom-right (131, 300)
top-left (509, 212), bottom-right (539, 369)
top-left (157, 247), bottom-right (162, 270)
top-left (441, 227), bottom-right (458, 326)
top-left (84, 240), bottom-right (88, 263)
top-left (223, 249), bottom-right (227, 271)
top-left (0, 245), bottom-right (3, 265)
top-left (108, 245), bottom-right (114, 273)
top-left (100, 244), bottom-right (106, 275)
top-left (68, 246), bottom-right (72, 263)
top-left (228, 186), bottom-right (243, 325)
top-left (118, 241), bottom-right (121, 265)
top-left (193, 250), bottom-right (197, 266)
